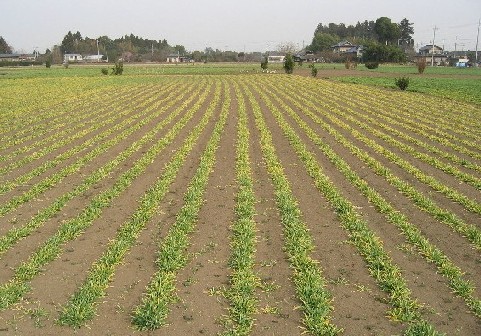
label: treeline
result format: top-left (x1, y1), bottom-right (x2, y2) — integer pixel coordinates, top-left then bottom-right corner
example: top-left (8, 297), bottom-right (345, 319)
top-left (309, 17), bottom-right (414, 52)
top-left (46, 31), bottom-right (186, 63)
top-left (308, 17), bottom-right (414, 63)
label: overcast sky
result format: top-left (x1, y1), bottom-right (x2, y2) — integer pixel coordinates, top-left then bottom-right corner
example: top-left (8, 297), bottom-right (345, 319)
top-left (2, 0), bottom-right (480, 53)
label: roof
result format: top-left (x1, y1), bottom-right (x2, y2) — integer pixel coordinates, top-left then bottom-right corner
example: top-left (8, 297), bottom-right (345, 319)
top-left (0, 54), bottom-right (20, 58)
top-left (331, 40), bottom-right (353, 48)
top-left (345, 46), bottom-right (363, 53)
top-left (419, 45), bottom-right (443, 52)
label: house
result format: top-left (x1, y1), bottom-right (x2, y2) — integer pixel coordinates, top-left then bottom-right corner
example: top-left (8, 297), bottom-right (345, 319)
top-left (166, 54), bottom-right (180, 63)
top-left (418, 44), bottom-right (444, 55)
top-left (64, 54), bottom-right (83, 63)
top-left (331, 41), bottom-right (354, 53)
top-left (293, 50), bottom-right (317, 63)
top-left (344, 45), bottom-right (364, 58)
top-left (417, 45), bottom-right (447, 65)
top-left (266, 51), bottom-right (285, 63)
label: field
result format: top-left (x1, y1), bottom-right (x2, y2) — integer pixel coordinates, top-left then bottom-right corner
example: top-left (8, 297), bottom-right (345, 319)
top-left (0, 64), bottom-right (480, 335)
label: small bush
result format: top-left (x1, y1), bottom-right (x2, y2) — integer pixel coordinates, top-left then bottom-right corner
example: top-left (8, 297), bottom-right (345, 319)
top-left (395, 76), bottom-right (410, 90)
top-left (365, 62), bottom-right (379, 69)
top-left (45, 60), bottom-right (51, 68)
top-left (417, 57), bottom-right (427, 74)
top-left (261, 57), bottom-right (268, 70)
top-left (101, 68), bottom-right (109, 75)
top-left (283, 53), bottom-right (294, 74)
top-left (311, 66), bottom-right (318, 77)
top-left (111, 60), bottom-right (123, 75)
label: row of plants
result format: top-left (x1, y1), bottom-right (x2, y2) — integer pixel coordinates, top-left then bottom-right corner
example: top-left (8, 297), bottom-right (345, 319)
top-left (0, 82), bottom-right (185, 194)
top-left (304, 88), bottom-right (481, 191)
top-left (307, 77), bottom-right (481, 147)
top-left (0, 80), bottom-right (215, 310)
top-left (335, 87), bottom-right (481, 162)
top-left (329, 101), bottom-right (481, 175)
top-left (274, 78), bottom-right (481, 252)
top-left (0, 80), bottom-right (207, 257)
top-left (0, 82), bottom-right (126, 148)
top-left (241, 81), bottom-right (341, 335)
top-left (258, 77), bottom-right (481, 319)
top-left (221, 83), bottom-right (259, 335)
top-left (131, 82), bottom-right (230, 330)
top-left (0, 82), bottom-right (201, 218)
top-left (59, 81), bottom-right (225, 329)
top-left (0, 77), bottom-right (103, 130)
top-left (250, 79), bottom-right (438, 334)
top-left (0, 84), bottom-right (153, 161)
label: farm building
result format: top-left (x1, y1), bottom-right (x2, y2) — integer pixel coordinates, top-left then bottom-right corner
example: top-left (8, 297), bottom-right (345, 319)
top-left (0, 54), bottom-right (36, 62)
top-left (166, 54), bottom-right (192, 63)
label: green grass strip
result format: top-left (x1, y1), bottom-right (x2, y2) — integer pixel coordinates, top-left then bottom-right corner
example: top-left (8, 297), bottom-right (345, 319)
top-left (221, 82), bottom-right (259, 335)
top-left (241, 81), bottom-right (341, 335)
top-left (0, 79), bottom-right (213, 311)
top-left (0, 81), bottom-right (203, 258)
top-left (57, 81), bottom-right (224, 329)
top-left (260, 78), bottom-right (481, 319)
top-left (131, 82), bottom-right (230, 331)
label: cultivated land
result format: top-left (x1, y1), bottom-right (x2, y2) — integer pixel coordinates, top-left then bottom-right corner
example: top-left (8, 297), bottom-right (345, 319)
top-left (0, 64), bottom-right (480, 335)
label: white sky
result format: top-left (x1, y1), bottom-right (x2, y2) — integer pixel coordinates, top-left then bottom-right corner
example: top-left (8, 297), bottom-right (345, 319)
top-left (2, 0), bottom-right (480, 53)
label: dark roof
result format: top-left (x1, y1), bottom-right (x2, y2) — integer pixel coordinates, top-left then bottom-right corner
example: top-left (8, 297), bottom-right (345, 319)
top-left (419, 45), bottom-right (443, 52)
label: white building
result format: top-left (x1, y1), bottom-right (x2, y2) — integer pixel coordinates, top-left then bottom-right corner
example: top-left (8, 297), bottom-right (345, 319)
top-left (84, 54), bottom-right (105, 62)
top-left (64, 54), bottom-right (83, 62)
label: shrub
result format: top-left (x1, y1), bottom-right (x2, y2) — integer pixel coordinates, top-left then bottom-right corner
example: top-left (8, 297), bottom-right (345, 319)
top-left (283, 53), bottom-right (294, 74)
top-left (395, 76), bottom-right (410, 90)
top-left (261, 57), bottom-right (268, 70)
top-left (45, 60), bottom-right (51, 68)
top-left (311, 65), bottom-right (318, 77)
top-left (111, 60), bottom-right (123, 75)
top-left (365, 62), bottom-right (379, 69)
top-left (101, 68), bottom-right (109, 75)
top-left (417, 57), bottom-right (427, 74)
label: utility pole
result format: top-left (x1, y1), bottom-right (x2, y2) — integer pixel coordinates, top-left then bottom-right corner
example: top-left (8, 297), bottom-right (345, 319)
top-left (476, 19), bottom-right (480, 65)
top-left (96, 40), bottom-right (100, 61)
top-left (431, 26), bottom-right (439, 66)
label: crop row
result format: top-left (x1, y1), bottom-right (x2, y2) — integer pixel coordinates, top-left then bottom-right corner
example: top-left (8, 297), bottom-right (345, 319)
top-left (256, 77), bottom-right (481, 319)
top-left (132, 81), bottom-right (229, 330)
top-left (242, 80), bottom-right (341, 335)
top-left (0, 83), bottom-right (130, 147)
top-left (59, 81), bottom-right (225, 329)
top-left (0, 84), bottom-right (158, 169)
top-left (0, 81), bottom-right (188, 195)
top-left (0, 80), bottom-right (208, 258)
top-left (0, 80), bottom-right (214, 310)
top-left (0, 81), bottom-right (205, 218)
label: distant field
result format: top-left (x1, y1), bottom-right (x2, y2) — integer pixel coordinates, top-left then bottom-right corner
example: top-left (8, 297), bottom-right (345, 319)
top-left (0, 66), bottom-right (480, 335)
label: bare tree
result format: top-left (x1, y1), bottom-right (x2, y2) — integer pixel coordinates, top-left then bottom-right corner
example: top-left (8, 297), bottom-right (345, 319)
top-left (277, 41), bottom-right (298, 54)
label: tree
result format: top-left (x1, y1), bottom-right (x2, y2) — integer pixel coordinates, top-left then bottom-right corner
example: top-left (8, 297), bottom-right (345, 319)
top-left (283, 53), bottom-right (294, 74)
top-left (0, 36), bottom-right (12, 53)
top-left (277, 42), bottom-right (297, 54)
top-left (399, 18), bottom-right (414, 42)
top-left (308, 32), bottom-right (339, 53)
top-left (374, 17), bottom-right (401, 45)
top-left (362, 42), bottom-right (406, 63)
